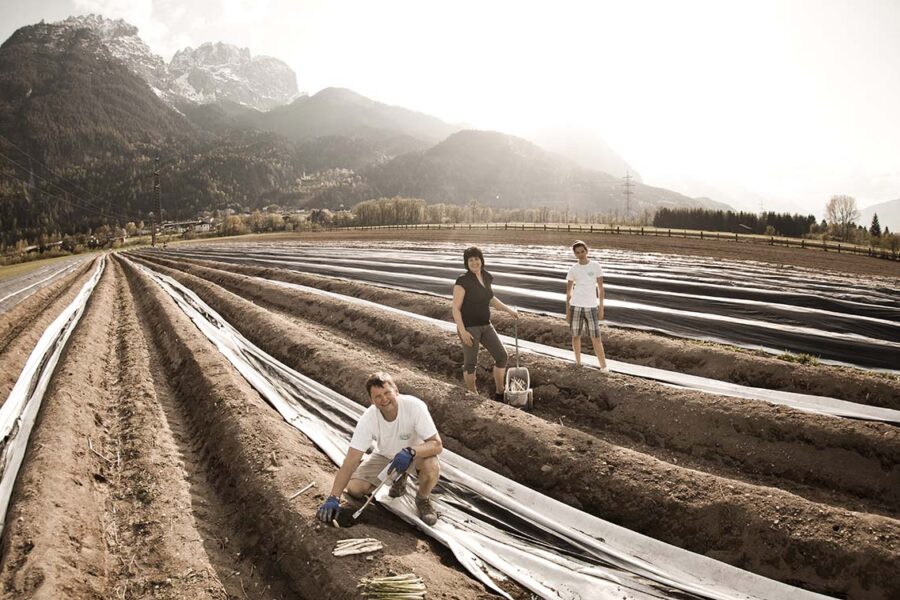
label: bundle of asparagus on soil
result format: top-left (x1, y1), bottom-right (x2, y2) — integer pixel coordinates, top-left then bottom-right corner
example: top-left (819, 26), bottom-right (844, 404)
top-left (358, 573), bottom-right (426, 599)
top-left (333, 537), bottom-right (384, 556)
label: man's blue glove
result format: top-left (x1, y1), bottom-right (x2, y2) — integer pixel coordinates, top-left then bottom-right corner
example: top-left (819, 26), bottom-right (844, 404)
top-left (388, 447), bottom-right (415, 475)
top-left (317, 495), bottom-right (340, 523)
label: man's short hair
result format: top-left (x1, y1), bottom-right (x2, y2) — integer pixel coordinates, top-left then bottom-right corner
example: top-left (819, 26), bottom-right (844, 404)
top-left (463, 246), bottom-right (485, 270)
top-left (365, 371), bottom-right (397, 395)
top-left (572, 240), bottom-right (589, 252)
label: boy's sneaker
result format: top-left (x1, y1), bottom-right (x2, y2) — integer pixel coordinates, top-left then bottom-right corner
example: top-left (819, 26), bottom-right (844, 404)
top-left (415, 496), bottom-right (438, 526)
top-left (599, 367), bottom-right (610, 374)
top-left (389, 472), bottom-right (409, 498)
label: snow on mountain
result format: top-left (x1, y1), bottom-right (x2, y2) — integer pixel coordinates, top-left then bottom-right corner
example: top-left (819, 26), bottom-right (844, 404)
top-left (54, 15), bottom-right (300, 112)
top-left (58, 15), bottom-right (169, 94)
top-left (169, 42), bottom-right (300, 110)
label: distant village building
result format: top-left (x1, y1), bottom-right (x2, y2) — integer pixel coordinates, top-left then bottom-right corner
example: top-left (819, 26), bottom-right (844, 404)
top-left (161, 219), bottom-right (213, 234)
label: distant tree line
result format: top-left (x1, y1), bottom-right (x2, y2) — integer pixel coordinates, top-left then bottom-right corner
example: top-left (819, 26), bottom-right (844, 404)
top-left (7, 194), bottom-right (899, 263)
top-left (821, 195), bottom-right (896, 250)
top-left (349, 197), bottom-right (624, 228)
top-left (649, 199), bottom-right (898, 253)
top-left (653, 208), bottom-right (817, 237)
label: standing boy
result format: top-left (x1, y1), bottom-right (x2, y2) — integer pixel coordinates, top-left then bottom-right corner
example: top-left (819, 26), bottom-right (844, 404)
top-left (565, 241), bottom-right (609, 371)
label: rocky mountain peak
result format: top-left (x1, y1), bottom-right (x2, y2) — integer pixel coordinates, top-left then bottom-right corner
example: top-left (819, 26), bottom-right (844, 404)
top-left (49, 14), bottom-right (300, 111)
top-left (54, 14), bottom-right (169, 95)
top-left (172, 42), bottom-right (251, 67)
top-left (59, 14), bottom-right (138, 38)
top-left (168, 41), bottom-right (300, 111)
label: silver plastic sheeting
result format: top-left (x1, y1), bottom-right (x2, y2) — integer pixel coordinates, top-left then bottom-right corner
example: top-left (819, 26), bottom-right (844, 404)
top-left (251, 273), bottom-right (900, 425)
top-left (220, 255), bottom-right (900, 353)
top-left (0, 257), bottom-right (87, 313)
top-left (133, 258), bottom-right (830, 600)
top-left (0, 256), bottom-right (106, 536)
top-left (158, 245), bottom-right (900, 371)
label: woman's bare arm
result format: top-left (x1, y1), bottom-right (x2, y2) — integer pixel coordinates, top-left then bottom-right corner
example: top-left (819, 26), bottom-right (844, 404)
top-left (452, 285), bottom-right (474, 346)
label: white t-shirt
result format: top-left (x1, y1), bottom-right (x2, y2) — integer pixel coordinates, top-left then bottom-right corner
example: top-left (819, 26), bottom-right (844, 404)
top-left (566, 260), bottom-right (603, 308)
top-left (349, 394), bottom-right (438, 459)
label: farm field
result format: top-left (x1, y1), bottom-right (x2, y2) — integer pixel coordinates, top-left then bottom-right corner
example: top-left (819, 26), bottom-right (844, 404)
top-left (162, 239), bottom-right (900, 371)
top-left (238, 229), bottom-right (900, 278)
top-left (0, 233), bottom-right (898, 599)
top-left (0, 255), bottom-right (90, 313)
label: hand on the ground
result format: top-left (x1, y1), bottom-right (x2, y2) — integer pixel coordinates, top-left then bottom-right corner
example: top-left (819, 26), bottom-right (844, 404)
top-left (316, 495), bottom-right (340, 523)
top-left (388, 447), bottom-right (415, 475)
top-left (459, 329), bottom-right (474, 347)
top-left (510, 308), bottom-right (520, 319)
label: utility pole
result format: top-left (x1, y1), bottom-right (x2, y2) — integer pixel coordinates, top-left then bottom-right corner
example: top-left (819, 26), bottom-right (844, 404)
top-left (622, 170), bottom-right (634, 223)
top-left (152, 155), bottom-right (162, 247)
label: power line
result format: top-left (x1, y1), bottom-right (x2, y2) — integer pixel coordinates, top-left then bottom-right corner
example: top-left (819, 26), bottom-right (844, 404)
top-left (0, 166), bottom-right (124, 225)
top-left (0, 149), bottom-right (135, 222)
top-left (0, 141), bottom-right (134, 221)
top-left (0, 151), bottom-right (135, 223)
top-left (0, 148), bottom-right (133, 221)
top-left (0, 134), bottom-right (117, 215)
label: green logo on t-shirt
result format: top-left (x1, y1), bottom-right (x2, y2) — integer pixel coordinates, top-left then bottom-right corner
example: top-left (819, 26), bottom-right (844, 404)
top-left (399, 433), bottom-right (411, 440)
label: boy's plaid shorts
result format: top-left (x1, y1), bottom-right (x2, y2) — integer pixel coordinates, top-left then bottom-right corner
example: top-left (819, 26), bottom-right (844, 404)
top-left (570, 306), bottom-right (601, 337)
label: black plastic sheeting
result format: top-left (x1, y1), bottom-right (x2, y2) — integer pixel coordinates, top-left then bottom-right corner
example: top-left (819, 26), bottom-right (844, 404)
top-left (131, 258), bottom-right (831, 600)
top-left (157, 242), bottom-right (900, 371)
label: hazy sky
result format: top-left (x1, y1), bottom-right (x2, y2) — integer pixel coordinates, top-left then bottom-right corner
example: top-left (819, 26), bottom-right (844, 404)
top-left (2, 0), bottom-right (899, 215)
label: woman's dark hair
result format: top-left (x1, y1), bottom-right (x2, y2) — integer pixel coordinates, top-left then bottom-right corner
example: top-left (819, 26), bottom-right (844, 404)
top-left (463, 246), bottom-right (485, 271)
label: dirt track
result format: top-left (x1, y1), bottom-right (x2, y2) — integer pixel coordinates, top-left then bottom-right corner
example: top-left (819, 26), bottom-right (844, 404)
top-left (0, 242), bottom-right (898, 599)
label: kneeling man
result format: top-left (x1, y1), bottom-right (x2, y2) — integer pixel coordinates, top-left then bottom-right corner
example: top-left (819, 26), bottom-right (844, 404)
top-left (316, 372), bottom-right (442, 525)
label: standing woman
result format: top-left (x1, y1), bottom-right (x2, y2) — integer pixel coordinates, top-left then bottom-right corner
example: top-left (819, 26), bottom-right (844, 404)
top-left (452, 246), bottom-right (519, 400)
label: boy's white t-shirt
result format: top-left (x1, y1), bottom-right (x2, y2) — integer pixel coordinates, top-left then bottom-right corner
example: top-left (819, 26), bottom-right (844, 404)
top-left (566, 260), bottom-right (603, 307)
top-left (349, 394), bottom-right (438, 459)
